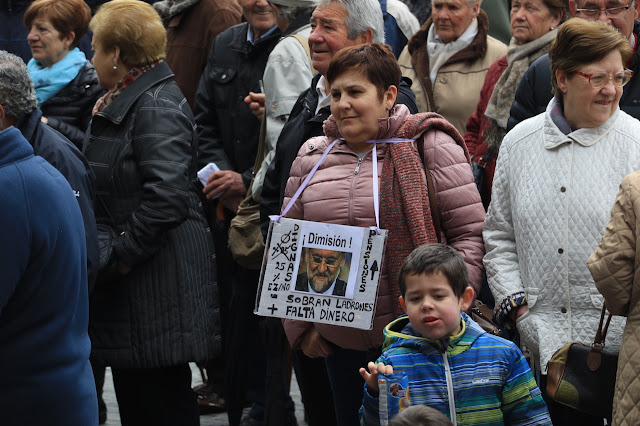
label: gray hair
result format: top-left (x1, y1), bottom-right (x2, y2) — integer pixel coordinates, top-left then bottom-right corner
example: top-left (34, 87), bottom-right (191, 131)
top-left (0, 51), bottom-right (38, 120)
top-left (277, 4), bottom-right (316, 21)
top-left (317, 0), bottom-right (385, 43)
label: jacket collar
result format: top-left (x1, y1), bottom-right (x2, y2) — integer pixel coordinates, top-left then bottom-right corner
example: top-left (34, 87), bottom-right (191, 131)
top-left (15, 108), bottom-right (42, 143)
top-left (281, 13), bottom-right (313, 38)
top-left (228, 23), bottom-right (282, 53)
top-left (543, 97), bottom-right (623, 149)
top-left (0, 126), bottom-right (34, 166)
top-left (154, 0), bottom-right (200, 19)
top-left (96, 62), bottom-right (174, 125)
top-left (382, 312), bottom-right (484, 356)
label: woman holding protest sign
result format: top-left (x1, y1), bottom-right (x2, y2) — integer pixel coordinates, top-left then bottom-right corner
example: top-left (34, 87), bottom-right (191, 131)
top-left (279, 43), bottom-right (485, 425)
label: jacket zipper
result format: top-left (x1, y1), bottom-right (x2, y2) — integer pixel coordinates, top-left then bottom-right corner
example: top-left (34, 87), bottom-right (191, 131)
top-left (354, 156), bottom-right (364, 175)
top-left (349, 153), bottom-right (367, 225)
top-left (443, 351), bottom-right (457, 425)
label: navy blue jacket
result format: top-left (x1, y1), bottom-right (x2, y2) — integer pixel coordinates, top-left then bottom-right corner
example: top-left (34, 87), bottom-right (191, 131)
top-left (16, 108), bottom-right (99, 291)
top-left (0, 126), bottom-right (98, 426)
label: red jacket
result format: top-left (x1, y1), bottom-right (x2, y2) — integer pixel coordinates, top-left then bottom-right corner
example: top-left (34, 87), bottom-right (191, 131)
top-left (464, 55), bottom-right (508, 199)
top-left (282, 105), bottom-right (485, 351)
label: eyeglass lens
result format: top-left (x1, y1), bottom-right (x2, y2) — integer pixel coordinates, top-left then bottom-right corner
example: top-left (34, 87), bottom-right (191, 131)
top-left (311, 255), bottom-right (338, 266)
top-left (589, 71), bottom-right (631, 88)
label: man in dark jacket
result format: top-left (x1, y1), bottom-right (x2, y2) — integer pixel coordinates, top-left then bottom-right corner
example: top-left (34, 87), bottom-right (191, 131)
top-left (0, 124), bottom-right (98, 426)
top-left (154, 0), bottom-right (242, 108)
top-left (192, 2), bottom-right (281, 424)
top-left (258, 1), bottom-right (417, 424)
top-left (0, 50), bottom-right (98, 292)
top-left (507, 0), bottom-right (640, 131)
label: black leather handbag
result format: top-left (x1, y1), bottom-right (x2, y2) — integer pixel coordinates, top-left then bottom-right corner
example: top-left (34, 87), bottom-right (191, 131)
top-left (546, 304), bottom-right (618, 419)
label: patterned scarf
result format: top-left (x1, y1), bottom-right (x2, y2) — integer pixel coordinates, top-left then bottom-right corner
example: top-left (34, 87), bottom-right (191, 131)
top-left (484, 29), bottom-right (557, 150)
top-left (92, 61), bottom-right (162, 116)
top-left (380, 112), bottom-right (469, 316)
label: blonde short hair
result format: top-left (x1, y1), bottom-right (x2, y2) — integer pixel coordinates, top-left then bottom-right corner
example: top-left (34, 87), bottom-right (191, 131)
top-left (550, 18), bottom-right (632, 98)
top-left (90, 0), bottom-right (166, 68)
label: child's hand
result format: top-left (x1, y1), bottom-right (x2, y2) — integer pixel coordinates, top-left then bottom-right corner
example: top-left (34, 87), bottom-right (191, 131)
top-left (359, 361), bottom-right (394, 394)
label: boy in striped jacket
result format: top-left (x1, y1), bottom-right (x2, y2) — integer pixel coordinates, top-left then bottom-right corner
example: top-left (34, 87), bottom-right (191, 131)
top-left (359, 244), bottom-right (551, 425)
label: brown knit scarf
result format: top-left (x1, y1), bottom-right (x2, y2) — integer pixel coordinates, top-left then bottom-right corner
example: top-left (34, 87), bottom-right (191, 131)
top-left (380, 112), bottom-right (470, 316)
top-left (92, 61), bottom-right (162, 116)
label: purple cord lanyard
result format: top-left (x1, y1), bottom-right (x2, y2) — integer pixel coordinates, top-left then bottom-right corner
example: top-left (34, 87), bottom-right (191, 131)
top-left (273, 137), bottom-right (414, 235)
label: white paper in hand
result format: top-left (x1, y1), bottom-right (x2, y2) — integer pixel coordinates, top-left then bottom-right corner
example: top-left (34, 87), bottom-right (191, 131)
top-left (197, 162), bottom-right (222, 199)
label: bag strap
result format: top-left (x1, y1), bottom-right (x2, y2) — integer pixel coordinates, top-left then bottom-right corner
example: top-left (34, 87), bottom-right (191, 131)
top-left (587, 302), bottom-right (613, 372)
top-left (594, 302), bottom-right (613, 347)
top-left (417, 140), bottom-right (441, 243)
top-left (289, 34), bottom-right (317, 75)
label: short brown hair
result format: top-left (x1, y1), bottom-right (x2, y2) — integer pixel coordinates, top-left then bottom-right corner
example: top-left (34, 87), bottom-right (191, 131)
top-left (550, 18), bottom-right (632, 98)
top-left (388, 405), bottom-right (454, 426)
top-left (90, 0), bottom-right (166, 68)
top-left (398, 244), bottom-right (469, 299)
top-left (24, 0), bottom-right (91, 49)
top-left (326, 43), bottom-right (402, 101)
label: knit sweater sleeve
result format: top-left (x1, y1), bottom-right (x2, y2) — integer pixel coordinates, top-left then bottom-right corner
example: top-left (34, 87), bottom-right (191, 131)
top-left (421, 130), bottom-right (486, 296)
top-left (501, 344), bottom-right (552, 425)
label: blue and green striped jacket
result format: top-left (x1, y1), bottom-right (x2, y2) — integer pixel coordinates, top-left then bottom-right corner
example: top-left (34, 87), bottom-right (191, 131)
top-left (360, 313), bottom-right (551, 425)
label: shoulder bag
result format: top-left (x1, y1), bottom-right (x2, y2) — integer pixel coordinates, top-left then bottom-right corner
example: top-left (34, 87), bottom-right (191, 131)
top-left (546, 303), bottom-right (618, 419)
top-left (228, 112), bottom-right (268, 270)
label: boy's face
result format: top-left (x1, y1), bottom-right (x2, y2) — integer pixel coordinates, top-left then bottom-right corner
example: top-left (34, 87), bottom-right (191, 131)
top-left (400, 272), bottom-right (474, 340)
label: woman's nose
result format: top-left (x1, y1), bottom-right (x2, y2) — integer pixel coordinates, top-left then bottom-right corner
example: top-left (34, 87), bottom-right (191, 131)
top-left (601, 79), bottom-right (618, 94)
top-left (27, 29), bottom-right (38, 41)
top-left (337, 96), bottom-right (350, 110)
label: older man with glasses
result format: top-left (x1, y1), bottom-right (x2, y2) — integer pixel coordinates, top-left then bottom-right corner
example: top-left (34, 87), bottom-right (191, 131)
top-left (507, 0), bottom-right (640, 130)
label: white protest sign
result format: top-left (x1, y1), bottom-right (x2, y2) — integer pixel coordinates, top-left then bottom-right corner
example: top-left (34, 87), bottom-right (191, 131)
top-left (255, 218), bottom-right (387, 330)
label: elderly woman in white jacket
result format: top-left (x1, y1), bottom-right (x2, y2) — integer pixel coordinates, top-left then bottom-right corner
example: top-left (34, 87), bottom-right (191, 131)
top-left (484, 19), bottom-right (640, 426)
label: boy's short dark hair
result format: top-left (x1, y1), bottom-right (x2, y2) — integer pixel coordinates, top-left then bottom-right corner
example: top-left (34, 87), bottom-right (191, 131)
top-left (398, 243), bottom-right (468, 298)
top-left (388, 405), bottom-right (453, 426)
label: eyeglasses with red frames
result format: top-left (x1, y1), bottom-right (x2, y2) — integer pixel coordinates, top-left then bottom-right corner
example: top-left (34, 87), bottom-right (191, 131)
top-left (575, 0), bottom-right (635, 18)
top-left (573, 69), bottom-right (634, 88)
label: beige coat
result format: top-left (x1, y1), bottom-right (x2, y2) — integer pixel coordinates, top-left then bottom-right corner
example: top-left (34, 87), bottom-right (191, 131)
top-left (397, 11), bottom-right (506, 135)
top-left (588, 170), bottom-right (640, 426)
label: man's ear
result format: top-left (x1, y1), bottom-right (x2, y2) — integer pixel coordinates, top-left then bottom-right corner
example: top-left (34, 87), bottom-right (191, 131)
top-left (569, 0), bottom-right (579, 16)
top-left (399, 296), bottom-right (407, 313)
top-left (0, 104), bottom-right (6, 130)
top-left (356, 28), bottom-right (374, 44)
top-left (459, 286), bottom-right (474, 312)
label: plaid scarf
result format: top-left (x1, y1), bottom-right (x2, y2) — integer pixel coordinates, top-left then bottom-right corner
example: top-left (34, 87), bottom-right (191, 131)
top-left (92, 61), bottom-right (162, 116)
top-left (380, 112), bottom-right (469, 316)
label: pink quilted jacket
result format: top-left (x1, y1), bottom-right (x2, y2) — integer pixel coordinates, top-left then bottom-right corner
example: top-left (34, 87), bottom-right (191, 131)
top-left (281, 105), bottom-right (485, 351)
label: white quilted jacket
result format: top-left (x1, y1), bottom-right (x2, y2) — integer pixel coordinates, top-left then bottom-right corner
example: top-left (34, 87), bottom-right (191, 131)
top-left (484, 100), bottom-right (640, 372)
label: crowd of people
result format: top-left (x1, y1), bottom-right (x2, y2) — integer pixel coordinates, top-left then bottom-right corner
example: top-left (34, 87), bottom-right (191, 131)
top-left (2, 0), bottom-right (640, 425)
